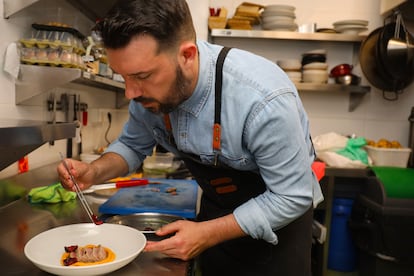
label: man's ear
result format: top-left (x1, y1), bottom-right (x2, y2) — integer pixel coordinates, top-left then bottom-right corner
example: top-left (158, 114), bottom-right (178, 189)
top-left (178, 41), bottom-right (197, 67)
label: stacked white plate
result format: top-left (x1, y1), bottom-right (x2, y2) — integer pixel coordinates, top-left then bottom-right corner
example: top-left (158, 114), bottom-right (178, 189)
top-left (261, 5), bottom-right (298, 31)
top-left (333, 19), bottom-right (368, 35)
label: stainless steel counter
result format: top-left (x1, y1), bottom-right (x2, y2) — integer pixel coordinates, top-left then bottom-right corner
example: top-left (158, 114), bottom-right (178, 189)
top-left (0, 163), bottom-right (193, 275)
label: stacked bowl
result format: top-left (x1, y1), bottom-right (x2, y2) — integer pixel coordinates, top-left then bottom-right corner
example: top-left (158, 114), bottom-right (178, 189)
top-left (277, 59), bottom-right (302, 83)
top-left (301, 49), bottom-right (329, 83)
top-left (260, 5), bottom-right (297, 31)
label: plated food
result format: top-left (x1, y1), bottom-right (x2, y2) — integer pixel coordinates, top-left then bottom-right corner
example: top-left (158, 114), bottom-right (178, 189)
top-left (61, 244), bottom-right (115, 266)
top-left (24, 223), bottom-right (146, 276)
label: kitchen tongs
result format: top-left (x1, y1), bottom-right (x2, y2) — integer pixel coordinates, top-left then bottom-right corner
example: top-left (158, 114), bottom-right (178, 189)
top-left (59, 153), bottom-right (103, 225)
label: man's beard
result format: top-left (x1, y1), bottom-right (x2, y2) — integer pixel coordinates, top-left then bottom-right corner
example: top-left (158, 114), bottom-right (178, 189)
top-left (133, 65), bottom-right (191, 114)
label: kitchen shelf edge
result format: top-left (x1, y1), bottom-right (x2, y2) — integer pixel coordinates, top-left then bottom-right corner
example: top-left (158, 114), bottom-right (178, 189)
top-left (210, 29), bottom-right (367, 42)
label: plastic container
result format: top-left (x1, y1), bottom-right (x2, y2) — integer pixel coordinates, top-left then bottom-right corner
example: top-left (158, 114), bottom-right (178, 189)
top-left (143, 152), bottom-right (180, 176)
top-left (328, 198), bottom-right (358, 272)
top-left (365, 145), bottom-right (412, 168)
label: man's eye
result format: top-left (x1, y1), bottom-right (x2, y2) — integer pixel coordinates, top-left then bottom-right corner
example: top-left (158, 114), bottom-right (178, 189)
top-left (134, 73), bottom-right (151, 80)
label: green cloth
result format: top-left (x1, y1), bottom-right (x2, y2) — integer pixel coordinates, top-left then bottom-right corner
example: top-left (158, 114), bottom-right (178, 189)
top-left (372, 167), bottom-right (414, 199)
top-left (336, 137), bottom-right (369, 165)
top-left (28, 182), bottom-right (76, 204)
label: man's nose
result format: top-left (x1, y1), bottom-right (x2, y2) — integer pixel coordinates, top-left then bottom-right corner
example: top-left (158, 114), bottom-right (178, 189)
top-left (124, 82), bottom-right (142, 100)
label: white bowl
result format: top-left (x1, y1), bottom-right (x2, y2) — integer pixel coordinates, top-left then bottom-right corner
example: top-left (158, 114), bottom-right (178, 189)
top-left (24, 223), bottom-right (146, 276)
top-left (277, 59), bottom-right (302, 71)
top-left (285, 71), bottom-right (302, 79)
top-left (303, 62), bottom-right (329, 70)
top-left (302, 69), bottom-right (329, 83)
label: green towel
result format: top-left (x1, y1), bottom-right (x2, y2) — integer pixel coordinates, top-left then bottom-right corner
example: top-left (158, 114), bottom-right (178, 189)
top-left (28, 182), bottom-right (76, 204)
top-left (336, 137), bottom-right (369, 165)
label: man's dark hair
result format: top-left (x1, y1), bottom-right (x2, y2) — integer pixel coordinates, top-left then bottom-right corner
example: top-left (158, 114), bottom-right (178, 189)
top-left (95, 0), bottom-right (196, 53)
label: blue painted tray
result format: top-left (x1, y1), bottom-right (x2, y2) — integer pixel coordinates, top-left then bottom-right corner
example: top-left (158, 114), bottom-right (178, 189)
top-left (99, 179), bottom-right (198, 218)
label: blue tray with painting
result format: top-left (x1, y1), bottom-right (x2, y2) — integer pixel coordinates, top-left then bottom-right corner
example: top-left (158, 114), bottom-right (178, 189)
top-left (99, 178), bottom-right (198, 218)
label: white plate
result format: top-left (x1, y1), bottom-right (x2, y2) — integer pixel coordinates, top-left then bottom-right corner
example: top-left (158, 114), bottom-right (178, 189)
top-left (264, 4), bottom-right (296, 12)
top-left (333, 19), bottom-right (368, 26)
top-left (24, 223), bottom-right (146, 276)
top-left (261, 15), bottom-right (295, 24)
top-left (262, 22), bottom-right (298, 31)
top-left (334, 26), bottom-right (368, 35)
top-left (261, 18), bottom-right (296, 26)
top-left (261, 10), bottom-right (296, 18)
top-left (303, 49), bottom-right (327, 55)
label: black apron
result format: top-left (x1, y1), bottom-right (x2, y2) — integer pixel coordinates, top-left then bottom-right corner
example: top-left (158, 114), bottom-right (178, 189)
top-left (165, 47), bottom-right (313, 276)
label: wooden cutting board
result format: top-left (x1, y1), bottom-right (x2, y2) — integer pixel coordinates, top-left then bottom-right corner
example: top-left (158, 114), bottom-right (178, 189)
top-left (99, 179), bottom-right (198, 218)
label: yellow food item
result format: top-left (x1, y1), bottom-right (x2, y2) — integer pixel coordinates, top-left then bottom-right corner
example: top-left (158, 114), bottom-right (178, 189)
top-left (366, 139), bottom-right (375, 146)
top-left (60, 244), bottom-right (116, 266)
top-left (368, 138), bottom-right (403, 149)
top-left (390, 140), bottom-right (402, 148)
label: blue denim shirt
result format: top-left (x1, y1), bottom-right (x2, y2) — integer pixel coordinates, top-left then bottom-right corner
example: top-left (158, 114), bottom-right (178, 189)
top-left (106, 40), bottom-right (323, 244)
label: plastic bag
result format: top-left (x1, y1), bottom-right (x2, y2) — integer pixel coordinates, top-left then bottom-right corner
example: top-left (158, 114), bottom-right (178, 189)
top-left (313, 132), bottom-right (348, 153)
top-left (313, 132), bottom-right (370, 168)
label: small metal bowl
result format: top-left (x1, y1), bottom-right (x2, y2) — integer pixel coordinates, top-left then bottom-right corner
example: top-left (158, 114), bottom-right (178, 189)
top-left (105, 212), bottom-right (185, 240)
top-left (335, 74), bottom-right (361, 85)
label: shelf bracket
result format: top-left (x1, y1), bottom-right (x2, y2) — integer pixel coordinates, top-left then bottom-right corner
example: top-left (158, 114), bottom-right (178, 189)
top-left (349, 92), bottom-right (367, 112)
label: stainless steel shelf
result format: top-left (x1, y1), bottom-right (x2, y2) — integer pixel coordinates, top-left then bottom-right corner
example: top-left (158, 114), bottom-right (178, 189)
top-left (0, 120), bottom-right (76, 171)
top-left (209, 29), bottom-right (371, 111)
top-left (296, 83), bottom-right (371, 112)
top-left (210, 29), bottom-right (366, 42)
top-left (16, 65), bottom-right (126, 107)
top-left (3, 0), bottom-right (116, 20)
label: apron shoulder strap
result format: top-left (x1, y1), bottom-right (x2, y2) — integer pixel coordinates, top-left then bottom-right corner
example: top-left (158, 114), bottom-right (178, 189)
top-left (213, 47), bottom-right (232, 152)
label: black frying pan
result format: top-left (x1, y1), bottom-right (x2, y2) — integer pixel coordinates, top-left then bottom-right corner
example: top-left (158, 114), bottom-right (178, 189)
top-left (376, 22), bottom-right (414, 91)
top-left (360, 24), bottom-right (414, 94)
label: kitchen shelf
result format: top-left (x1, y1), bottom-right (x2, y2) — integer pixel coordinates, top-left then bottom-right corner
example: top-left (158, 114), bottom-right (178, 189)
top-left (0, 119), bottom-right (76, 171)
top-left (3, 0), bottom-right (116, 20)
top-left (209, 29), bottom-right (371, 111)
top-left (16, 64), bottom-right (127, 108)
top-left (295, 83), bottom-right (371, 111)
top-left (210, 29), bottom-right (367, 43)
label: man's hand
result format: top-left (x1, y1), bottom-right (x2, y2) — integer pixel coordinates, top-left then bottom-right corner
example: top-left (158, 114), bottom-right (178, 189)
top-left (144, 214), bottom-right (246, 260)
top-left (57, 152), bottom-right (129, 191)
top-left (57, 158), bottom-right (96, 191)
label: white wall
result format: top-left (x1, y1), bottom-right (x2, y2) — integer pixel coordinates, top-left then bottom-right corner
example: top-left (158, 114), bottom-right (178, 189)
top-left (207, 0), bottom-right (414, 146)
top-left (0, 0), bottom-right (412, 178)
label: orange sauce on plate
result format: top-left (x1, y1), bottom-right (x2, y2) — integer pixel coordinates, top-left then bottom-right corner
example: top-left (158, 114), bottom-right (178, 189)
top-left (60, 244), bottom-right (116, 266)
